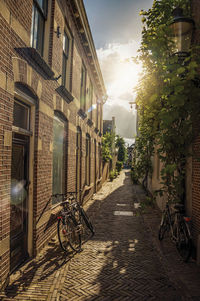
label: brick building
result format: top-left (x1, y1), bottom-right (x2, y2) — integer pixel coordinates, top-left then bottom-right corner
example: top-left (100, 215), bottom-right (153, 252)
top-left (148, 0), bottom-right (200, 261)
top-left (0, 0), bottom-right (106, 284)
top-left (190, 0), bottom-right (200, 261)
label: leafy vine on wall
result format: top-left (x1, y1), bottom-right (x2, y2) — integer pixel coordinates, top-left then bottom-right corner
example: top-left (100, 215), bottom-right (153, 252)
top-left (134, 0), bottom-right (200, 202)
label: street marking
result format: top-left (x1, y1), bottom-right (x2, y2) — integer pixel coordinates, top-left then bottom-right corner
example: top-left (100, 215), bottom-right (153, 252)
top-left (113, 211), bottom-right (134, 216)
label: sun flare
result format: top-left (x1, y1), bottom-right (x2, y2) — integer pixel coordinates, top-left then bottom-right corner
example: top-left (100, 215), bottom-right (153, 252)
top-left (107, 59), bottom-right (142, 100)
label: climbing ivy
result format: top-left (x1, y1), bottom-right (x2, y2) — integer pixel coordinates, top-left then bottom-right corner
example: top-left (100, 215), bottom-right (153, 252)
top-left (102, 131), bottom-right (115, 162)
top-left (115, 135), bottom-right (127, 163)
top-left (134, 0), bottom-right (200, 202)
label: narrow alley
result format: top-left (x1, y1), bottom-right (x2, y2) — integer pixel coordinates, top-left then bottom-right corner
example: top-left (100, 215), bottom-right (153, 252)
top-left (1, 170), bottom-right (200, 300)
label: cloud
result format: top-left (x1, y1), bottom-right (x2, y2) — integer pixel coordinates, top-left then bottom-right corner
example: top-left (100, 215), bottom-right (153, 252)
top-left (97, 40), bottom-right (141, 105)
top-left (97, 41), bottom-right (140, 139)
top-left (103, 103), bottom-right (136, 139)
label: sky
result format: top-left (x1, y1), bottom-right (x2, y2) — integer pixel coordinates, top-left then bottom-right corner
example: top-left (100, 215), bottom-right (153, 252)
top-left (84, 0), bottom-right (154, 145)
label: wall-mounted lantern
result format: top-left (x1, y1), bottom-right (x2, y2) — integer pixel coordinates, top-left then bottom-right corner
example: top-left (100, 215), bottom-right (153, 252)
top-left (169, 7), bottom-right (195, 57)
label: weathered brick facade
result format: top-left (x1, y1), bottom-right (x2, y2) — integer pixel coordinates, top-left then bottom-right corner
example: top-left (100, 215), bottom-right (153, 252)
top-left (0, 0), bottom-right (105, 285)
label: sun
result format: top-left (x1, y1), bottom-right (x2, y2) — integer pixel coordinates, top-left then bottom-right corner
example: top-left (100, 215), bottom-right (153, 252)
top-left (107, 59), bottom-right (142, 99)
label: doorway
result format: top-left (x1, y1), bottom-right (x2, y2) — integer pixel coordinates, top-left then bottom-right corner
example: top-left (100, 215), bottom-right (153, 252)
top-left (10, 133), bottom-right (29, 271)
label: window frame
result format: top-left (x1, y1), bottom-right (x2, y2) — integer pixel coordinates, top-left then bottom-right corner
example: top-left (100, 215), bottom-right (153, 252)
top-left (13, 99), bottom-right (31, 133)
top-left (85, 134), bottom-right (91, 186)
top-left (62, 29), bottom-right (73, 90)
top-left (52, 112), bottom-right (68, 204)
top-left (88, 80), bottom-right (93, 120)
top-left (31, 0), bottom-right (48, 56)
top-left (80, 63), bottom-right (87, 111)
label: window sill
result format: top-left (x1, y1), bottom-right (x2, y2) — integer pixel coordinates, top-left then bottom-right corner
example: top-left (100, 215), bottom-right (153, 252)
top-left (12, 126), bottom-right (33, 136)
top-left (78, 109), bottom-right (87, 120)
top-left (14, 47), bottom-right (54, 79)
top-left (56, 86), bottom-right (74, 104)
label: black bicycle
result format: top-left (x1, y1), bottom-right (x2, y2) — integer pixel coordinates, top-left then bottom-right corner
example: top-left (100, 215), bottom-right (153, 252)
top-left (68, 192), bottom-right (94, 239)
top-left (52, 192), bottom-right (94, 253)
top-left (158, 201), bottom-right (192, 262)
top-left (52, 193), bottom-right (82, 252)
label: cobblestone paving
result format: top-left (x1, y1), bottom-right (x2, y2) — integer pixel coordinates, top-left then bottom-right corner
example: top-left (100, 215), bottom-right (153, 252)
top-left (1, 170), bottom-right (200, 300)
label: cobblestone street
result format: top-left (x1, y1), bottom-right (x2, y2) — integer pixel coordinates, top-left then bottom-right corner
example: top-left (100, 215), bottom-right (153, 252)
top-left (1, 170), bottom-right (200, 300)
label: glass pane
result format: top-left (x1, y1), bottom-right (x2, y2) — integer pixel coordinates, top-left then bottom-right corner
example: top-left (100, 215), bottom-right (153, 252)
top-left (30, 6), bottom-right (35, 47)
top-left (52, 116), bottom-right (65, 201)
top-left (63, 32), bottom-right (69, 54)
top-left (171, 21), bottom-right (193, 54)
top-left (37, 12), bottom-right (44, 55)
top-left (37, 0), bottom-right (44, 9)
top-left (33, 8), bottom-right (39, 49)
top-left (62, 54), bottom-right (67, 86)
top-left (13, 102), bottom-right (29, 130)
top-left (11, 144), bottom-right (27, 237)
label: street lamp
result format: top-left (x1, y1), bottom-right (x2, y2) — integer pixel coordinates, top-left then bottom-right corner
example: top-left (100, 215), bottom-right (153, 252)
top-left (169, 7), bottom-right (195, 57)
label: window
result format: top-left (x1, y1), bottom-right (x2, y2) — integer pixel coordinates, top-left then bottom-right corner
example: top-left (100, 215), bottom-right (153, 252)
top-left (31, 0), bottom-right (47, 56)
top-left (88, 80), bottom-right (93, 120)
top-left (85, 134), bottom-right (90, 185)
top-left (96, 99), bottom-right (100, 130)
top-left (13, 100), bottom-right (30, 131)
top-left (52, 114), bottom-right (67, 203)
top-left (80, 63), bottom-right (87, 111)
top-left (62, 31), bottom-right (72, 90)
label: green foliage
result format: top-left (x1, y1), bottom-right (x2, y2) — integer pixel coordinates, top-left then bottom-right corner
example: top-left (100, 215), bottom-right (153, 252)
top-left (131, 168), bottom-right (139, 184)
top-left (116, 161), bottom-right (123, 173)
top-left (135, 0), bottom-right (200, 202)
top-left (102, 132), bottom-right (115, 162)
top-left (109, 169), bottom-right (118, 181)
top-left (115, 135), bottom-right (127, 162)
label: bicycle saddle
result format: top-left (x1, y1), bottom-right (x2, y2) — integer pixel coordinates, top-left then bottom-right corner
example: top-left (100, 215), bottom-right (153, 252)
top-left (174, 203), bottom-right (185, 212)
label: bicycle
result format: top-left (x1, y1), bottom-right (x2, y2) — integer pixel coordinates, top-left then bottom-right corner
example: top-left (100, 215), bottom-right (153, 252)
top-left (52, 192), bottom-right (94, 253)
top-left (158, 201), bottom-right (192, 262)
top-left (67, 191), bottom-right (94, 239)
top-left (52, 193), bottom-right (82, 253)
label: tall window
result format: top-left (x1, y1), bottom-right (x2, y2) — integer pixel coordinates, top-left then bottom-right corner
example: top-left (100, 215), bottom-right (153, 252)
top-left (31, 0), bottom-right (47, 56)
top-left (85, 134), bottom-right (90, 185)
top-left (52, 114), bottom-right (67, 203)
top-left (80, 63), bottom-right (87, 111)
top-left (88, 80), bottom-right (93, 120)
top-left (96, 100), bottom-right (100, 130)
top-left (62, 31), bottom-right (71, 90)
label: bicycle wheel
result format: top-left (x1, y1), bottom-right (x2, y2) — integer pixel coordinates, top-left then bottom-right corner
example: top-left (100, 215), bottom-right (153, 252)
top-left (67, 217), bottom-right (82, 252)
top-left (158, 211), bottom-right (168, 241)
top-left (80, 207), bottom-right (94, 237)
top-left (58, 218), bottom-right (81, 252)
top-left (57, 218), bottom-right (70, 252)
top-left (176, 221), bottom-right (192, 262)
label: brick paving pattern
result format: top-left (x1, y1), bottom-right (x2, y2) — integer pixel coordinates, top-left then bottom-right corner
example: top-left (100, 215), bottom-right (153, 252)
top-left (1, 170), bottom-right (200, 300)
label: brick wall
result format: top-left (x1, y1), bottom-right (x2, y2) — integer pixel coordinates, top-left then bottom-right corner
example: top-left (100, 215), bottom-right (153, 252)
top-left (0, 0), bottom-right (105, 285)
top-left (191, 0), bottom-right (200, 247)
